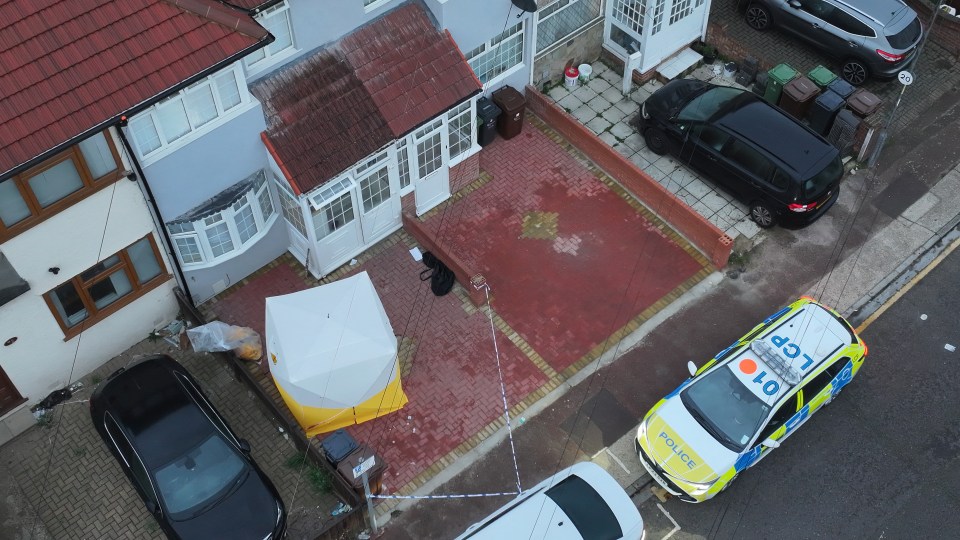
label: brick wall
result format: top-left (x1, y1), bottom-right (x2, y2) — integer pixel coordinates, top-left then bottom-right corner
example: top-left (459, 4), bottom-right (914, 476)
top-left (402, 214), bottom-right (487, 306)
top-left (524, 85), bottom-right (733, 269)
top-left (906, 0), bottom-right (960, 57)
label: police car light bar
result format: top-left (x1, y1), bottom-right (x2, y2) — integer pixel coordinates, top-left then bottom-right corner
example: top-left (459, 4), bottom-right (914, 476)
top-left (750, 341), bottom-right (801, 385)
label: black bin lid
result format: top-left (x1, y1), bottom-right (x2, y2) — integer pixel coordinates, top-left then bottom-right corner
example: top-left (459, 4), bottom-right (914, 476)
top-left (476, 96), bottom-right (501, 119)
top-left (815, 89), bottom-right (845, 109)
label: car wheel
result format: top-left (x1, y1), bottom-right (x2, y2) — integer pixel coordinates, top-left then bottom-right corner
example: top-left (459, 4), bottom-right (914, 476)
top-left (745, 3), bottom-right (772, 31)
top-left (840, 59), bottom-right (869, 86)
top-left (750, 201), bottom-right (777, 228)
top-left (644, 128), bottom-right (669, 155)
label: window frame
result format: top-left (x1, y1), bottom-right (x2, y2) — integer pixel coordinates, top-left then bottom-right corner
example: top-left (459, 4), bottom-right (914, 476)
top-left (0, 130), bottom-right (124, 242)
top-left (757, 393), bottom-right (801, 444)
top-left (128, 64), bottom-right (249, 163)
top-left (167, 173), bottom-right (277, 268)
top-left (447, 99), bottom-right (478, 164)
top-left (465, 21), bottom-right (526, 85)
top-left (801, 359), bottom-right (847, 403)
top-left (243, 1), bottom-right (297, 76)
top-left (535, 0), bottom-right (603, 56)
top-left (44, 235), bottom-right (169, 340)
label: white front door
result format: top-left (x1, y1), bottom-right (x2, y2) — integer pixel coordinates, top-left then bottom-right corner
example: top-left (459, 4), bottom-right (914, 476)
top-left (357, 163), bottom-right (401, 242)
top-left (411, 118), bottom-right (450, 216)
top-left (311, 178), bottom-right (363, 275)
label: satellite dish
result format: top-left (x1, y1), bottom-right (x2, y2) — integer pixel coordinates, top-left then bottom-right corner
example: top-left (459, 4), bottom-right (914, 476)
top-left (511, 0), bottom-right (538, 12)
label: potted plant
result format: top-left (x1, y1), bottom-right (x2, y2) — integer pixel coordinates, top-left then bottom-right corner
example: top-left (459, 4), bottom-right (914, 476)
top-left (700, 44), bottom-right (717, 65)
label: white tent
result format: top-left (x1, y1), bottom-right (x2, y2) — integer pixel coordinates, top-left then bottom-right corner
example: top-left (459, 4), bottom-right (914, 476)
top-left (265, 271), bottom-right (407, 436)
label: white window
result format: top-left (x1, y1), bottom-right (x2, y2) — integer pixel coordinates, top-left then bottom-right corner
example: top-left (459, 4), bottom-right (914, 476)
top-left (167, 171), bottom-right (277, 266)
top-left (312, 191), bottom-right (355, 240)
top-left (245, 2), bottom-right (295, 71)
top-left (669, 0), bottom-right (694, 24)
top-left (447, 100), bottom-right (474, 160)
top-left (359, 168), bottom-right (390, 213)
top-left (465, 22), bottom-right (525, 84)
top-left (612, 0), bottom-right (645, 34)
top-left (396, 141), bottom-right (412, 191)
top-left (414, 119), bottom-right (444, 179)
top-left (363, 0), bottom-right (392, 11)
top-left (129, 65), bottom-right (248, 159)
top-left (274, 173), bottom-right (309, 239)
top-left (651, 0), bottom-right (666, 34)
top-left (536, 0), bottom-right (603, 54)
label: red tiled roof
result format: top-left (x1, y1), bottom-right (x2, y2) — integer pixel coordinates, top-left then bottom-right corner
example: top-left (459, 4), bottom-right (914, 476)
top-left (255, 3), bottom-right (481, 194)
top-left (0, 0), bottom-right (268, 176)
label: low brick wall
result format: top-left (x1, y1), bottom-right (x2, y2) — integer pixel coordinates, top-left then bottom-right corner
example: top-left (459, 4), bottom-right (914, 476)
top-left (907, 0), bottom-right (960, 57)
top-left (402, 213), bottom-right (487, 306)
top-left (524, 85), bottom-right (733, 268)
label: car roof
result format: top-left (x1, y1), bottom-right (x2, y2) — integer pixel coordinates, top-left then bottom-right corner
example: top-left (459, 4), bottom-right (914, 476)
top-left (714, 93), bottom-right (837, 177)
top-left (457, 462), bottom-right (642, 539)
top-left (722, 302), bottom-right (854, 404)
top-left (99, 357), bottom-right (214, 467)
top-left (839, 0), bottom-right (909, 24)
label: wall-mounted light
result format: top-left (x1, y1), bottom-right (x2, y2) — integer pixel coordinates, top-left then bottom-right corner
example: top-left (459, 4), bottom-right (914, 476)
top-left (4, 337), bottom-right (16, 346)
top-left (48, 267), bottom-right (60, 275)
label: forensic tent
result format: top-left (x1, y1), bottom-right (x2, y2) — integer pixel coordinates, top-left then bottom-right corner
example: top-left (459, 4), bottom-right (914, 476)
top-left (265, 271), bottom-right (407, 437)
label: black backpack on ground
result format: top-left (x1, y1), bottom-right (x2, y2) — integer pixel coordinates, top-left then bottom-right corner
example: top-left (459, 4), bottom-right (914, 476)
top-left (419, 251), bottom-right (455, 296)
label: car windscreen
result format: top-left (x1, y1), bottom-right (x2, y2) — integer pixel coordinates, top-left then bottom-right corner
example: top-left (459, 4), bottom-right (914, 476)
top-left (803, 154), bottom-right (842, 198)
top-left (153, 433), bottom-right (247, 518)
top-left (886, 16), bottom-right (921, 49)
top-left (677, 86), bottom-right (744, 122)
top-left (545, 475), bottom-right (622, 540)
top-left (681, 366), bottom-right (770, 452)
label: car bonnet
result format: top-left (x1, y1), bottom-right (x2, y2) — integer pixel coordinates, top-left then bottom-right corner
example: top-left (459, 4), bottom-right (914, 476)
top-left (641, 398), bottom-right (736, 483)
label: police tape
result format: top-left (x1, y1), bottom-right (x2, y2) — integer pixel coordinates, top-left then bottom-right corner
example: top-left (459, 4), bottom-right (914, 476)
top-left (370, 491), bottom-right (520, 500)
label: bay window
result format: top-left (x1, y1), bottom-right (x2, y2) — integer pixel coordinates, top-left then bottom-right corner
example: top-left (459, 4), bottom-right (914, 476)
top-left (167, 171), bottom-right (277, 266)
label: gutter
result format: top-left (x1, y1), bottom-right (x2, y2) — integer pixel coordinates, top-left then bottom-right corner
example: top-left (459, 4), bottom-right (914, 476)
top-left (2, 33), bottom-right (274, 181)
top-left (116, 124), bottom-right (194, 305)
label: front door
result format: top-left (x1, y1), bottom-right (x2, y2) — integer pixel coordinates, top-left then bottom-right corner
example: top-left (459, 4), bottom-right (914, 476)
top-left (0, 365), bottom-right (24, 416)
top-left (273, 173), bottom-right (312, 265)
top-left (357, 162), bottom-right (401, 241)
top-left (311, 178), bottom-right (363, 275)
top-left (411, 118), bottom-right (450, 216)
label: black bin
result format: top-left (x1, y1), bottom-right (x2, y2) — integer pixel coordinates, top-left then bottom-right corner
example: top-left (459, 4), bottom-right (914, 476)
top-left (476, 97), bottom-right (501, 147)
top-left (807, 90), bottom-right (845, 136)
top-left (491, 86), bottom-right (526, 140)
top-left (320, 429), bottom-right (359, 466)
top-left (827, 109), bottom-right (860, 154)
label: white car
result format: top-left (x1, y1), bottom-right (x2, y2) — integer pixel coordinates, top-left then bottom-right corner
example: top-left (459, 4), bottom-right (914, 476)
top-left (455, 461), bottom-right (645, 539)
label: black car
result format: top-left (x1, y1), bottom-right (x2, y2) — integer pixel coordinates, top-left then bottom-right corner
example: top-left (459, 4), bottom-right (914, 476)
top-left (636, 79), bottom-right (842, 228)
top-left (90, 355), bottom-right (286, 539)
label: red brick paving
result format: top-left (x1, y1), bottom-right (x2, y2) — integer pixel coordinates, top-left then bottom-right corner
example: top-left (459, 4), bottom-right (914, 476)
top-left (208, 243), bottom-right (546, 492)
top-left (207, 117), bottom-right (705, 495)
top-left (420, 121), bottom-right (704, 372)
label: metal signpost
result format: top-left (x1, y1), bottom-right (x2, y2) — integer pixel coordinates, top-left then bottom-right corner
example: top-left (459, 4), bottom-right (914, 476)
top-left (353, 454), bottom-right (378, 535)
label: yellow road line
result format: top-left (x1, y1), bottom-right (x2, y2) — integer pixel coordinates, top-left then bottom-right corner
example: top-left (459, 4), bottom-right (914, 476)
top-left (856, 234), bottom-right (960, 333)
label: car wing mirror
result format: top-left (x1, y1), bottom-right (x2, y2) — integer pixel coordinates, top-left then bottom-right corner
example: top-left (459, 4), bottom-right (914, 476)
top-left (762, 438), bottom-right (781, 449)
top-left (687, 361), bottom-right (698, 377)
top-left (238, 439), bottom-right (252, 454)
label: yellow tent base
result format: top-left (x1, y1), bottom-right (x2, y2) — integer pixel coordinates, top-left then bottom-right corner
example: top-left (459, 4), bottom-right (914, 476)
top-left (274, 374), bottom-right (409, 437)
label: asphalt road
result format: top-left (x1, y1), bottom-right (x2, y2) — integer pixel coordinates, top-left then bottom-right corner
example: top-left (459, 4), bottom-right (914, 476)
top-left (638, 241), bottom-right (960, 540)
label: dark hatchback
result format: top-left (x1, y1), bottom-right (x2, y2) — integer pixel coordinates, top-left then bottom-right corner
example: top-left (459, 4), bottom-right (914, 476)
top-left (637, 79), bottom-right (842, 228)
top-left (90, 355), bottom-right (286, 539)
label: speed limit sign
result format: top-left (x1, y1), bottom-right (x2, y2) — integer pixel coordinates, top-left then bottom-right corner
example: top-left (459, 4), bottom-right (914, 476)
top-left (898, 70), bottom-right (914, 85)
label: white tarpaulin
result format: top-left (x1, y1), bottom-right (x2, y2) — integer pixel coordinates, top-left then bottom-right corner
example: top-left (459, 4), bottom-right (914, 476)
top-left (265, 271), bottom-right (407, 436)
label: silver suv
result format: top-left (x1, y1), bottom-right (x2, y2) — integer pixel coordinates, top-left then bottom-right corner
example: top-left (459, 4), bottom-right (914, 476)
top-left (743, 0), bottom-right (923, 85)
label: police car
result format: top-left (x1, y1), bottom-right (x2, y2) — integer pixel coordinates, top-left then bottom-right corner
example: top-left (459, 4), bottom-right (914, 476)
top-left (635, 297), bottom-right (867, 502)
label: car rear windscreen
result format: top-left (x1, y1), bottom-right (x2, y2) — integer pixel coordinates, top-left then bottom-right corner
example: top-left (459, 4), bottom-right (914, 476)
top-left (886, 17), bottom-right (921, 49)
top-left (545, 475), bottom-right (622, 540)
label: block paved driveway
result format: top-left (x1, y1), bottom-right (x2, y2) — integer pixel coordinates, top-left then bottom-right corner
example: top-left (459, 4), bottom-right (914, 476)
top-left (204, 113), bottom-right (712, 515)
top-left (0, 339), bottom-right (335, 540)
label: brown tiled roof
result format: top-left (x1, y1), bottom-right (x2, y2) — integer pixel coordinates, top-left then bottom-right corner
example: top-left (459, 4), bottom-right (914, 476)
top-left (0, 0), bottom-right (268, 177)
top-left (256, 2), bottom-right (481, 194)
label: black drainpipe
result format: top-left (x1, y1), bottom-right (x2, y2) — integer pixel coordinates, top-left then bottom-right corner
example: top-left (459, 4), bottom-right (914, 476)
top-left (115, 121), bottom-right (194, 306)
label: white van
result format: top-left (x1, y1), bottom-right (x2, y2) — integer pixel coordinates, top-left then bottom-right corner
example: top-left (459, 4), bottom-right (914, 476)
top-left (454, 462), bottom-right (645, 540)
